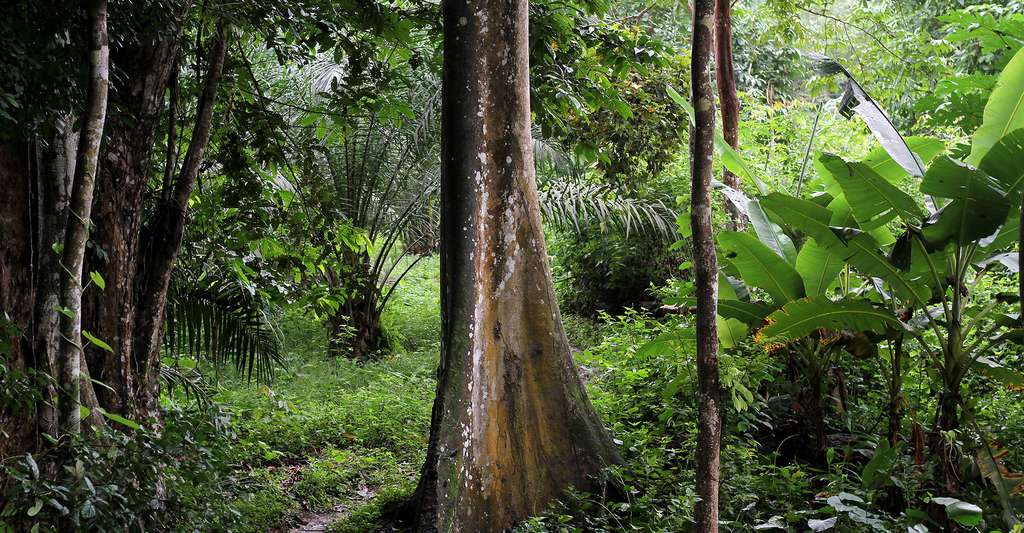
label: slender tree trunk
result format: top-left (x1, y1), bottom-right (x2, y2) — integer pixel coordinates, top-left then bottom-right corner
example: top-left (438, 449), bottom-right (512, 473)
top-left (33, 119), bottom-right (77, 439)
top-left (57, 0), bottom-right (109, 436)
top-left (887, 336), bottom-right (904, 447)
top-left (933, 381), bottom-right (963, 492)
top-left (714, 0), bottom-right (743, 230)
top-left (692, 0), bottom-right (722, 530)
top-left (412, 0), bottom-right (621, 528)
top-left (133, 21), bottom-right (228, 418)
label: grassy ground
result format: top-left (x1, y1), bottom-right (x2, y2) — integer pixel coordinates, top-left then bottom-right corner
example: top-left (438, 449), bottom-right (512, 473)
top-left (211, 257), bottom-right (441, 532)
top-left (193, 253), bottom-right (1020, 531)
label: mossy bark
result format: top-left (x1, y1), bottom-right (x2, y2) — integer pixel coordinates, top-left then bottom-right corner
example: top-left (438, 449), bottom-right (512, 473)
top-left (412, 0), bottom-right (621, 529)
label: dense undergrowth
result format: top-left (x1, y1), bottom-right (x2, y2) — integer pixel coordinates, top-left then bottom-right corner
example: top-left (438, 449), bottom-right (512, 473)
top-left (7, 254), bottom-right (1022, 531)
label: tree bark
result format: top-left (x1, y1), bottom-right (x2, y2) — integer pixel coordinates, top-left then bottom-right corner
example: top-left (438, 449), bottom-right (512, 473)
top-left (692, 0), bottom-right (723, 530)
top-left (714, 0), bottom-right (743, 230)
top-left (132, 21), bottom-right (227, 418)
top-left (0, 141), bottom-right (38, 460)
top-left (57, 0), bottom-right (109, 436)
top-left (887, 336), bottom-right (904, 447)
top-left (33, 119), bottom-right (77, 440)
top-left (412, 0), bottom-right (621, 528)
top-left (83, 1), bottom-right (192, 418)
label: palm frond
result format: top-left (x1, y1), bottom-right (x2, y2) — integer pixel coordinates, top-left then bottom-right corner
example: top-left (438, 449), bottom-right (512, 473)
top-left (539, 183), bottom-right (679, 240)
top-left (164, 276), bottom-right (283, 383)
top-left (159, 364), bottom-right (213, 405)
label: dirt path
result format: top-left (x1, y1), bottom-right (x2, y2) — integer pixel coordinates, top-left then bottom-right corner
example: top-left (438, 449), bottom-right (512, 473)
top-left (288, 505), bottom-right (348, 532)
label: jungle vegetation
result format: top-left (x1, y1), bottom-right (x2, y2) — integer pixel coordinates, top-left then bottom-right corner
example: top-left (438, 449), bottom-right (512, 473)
top-left (2, 0), bottom-right (1024, 531)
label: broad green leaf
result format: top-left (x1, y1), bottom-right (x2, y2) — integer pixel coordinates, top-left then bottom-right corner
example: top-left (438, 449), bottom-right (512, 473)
top-left (749, 199), bottom-right (797, 263)
top-left (79, 405), bottom-right (91, 420)
top-left (922, 199), bottom-right (1009, 248)
top-left (862, 136), bottom-right (946, 183)
top-left (760, 193), bottom-right (843, 248)
top-left (96, 407), bottom-right (142, 430)
top-left (718, 232), bottom-right (805, 305)
top-left (970, 47), bottom-right (1024, 164)
top-left (717, 316), bottom-right (748, 349)
top-left (974, 356), bottom-right (1024, 386)
top-left (717, 299), bottom-right (773, 326)
top-left (979, 128), bottom-right (1024, 195)
top-left (921, 156), bottom-right (1006, 200)
top-left (807, 517), bottom-right (837, 531)
top-left (717, 137), bottom-right (769, 194)
top-left (82, 330), bottom-right (113, 353)
top-left (842, 233), bottom-right (931, 304)
top-left (666, 85), bottom-right (693, 122)
top-left (718, 273), bottom-right (739, 300)
top-left (757, 298), bottom-right (906, 347)
top-left (796, 239), bottom-right (845, 297)
top-left (862, 438), bottom-right (897, 488)
top-left (921, 157), bottom-right (1010, 247)
top-left (714, 186), bottom-right (794, 262)
top-left (27, 499), bottom-right (43, 517)
top-left (89, 271), bottom-right (105, 290)
top-left (980, 206), bottom-right (1020, 253)
top-left (821, 154), bottom-right (923, 226)
top-left (932, 497), bottom-right (983, 527)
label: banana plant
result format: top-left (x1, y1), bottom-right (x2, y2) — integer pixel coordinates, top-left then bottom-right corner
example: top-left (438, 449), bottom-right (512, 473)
top-left (701, 185), bottom-right (908, 460)
top-left (757, 144), bottom-right (1024, 495)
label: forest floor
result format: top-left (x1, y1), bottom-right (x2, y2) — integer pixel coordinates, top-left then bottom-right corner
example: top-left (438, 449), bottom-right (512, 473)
top-left (208, 258), bottom-right (441, 532)
top-left (192, 255), bottom-right (1024, 531)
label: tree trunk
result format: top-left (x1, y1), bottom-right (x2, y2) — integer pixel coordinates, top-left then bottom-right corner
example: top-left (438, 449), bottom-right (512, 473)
top-left (714, 0), bottom-right (744, 231)
top-left (887, 336), bottom-right (904, 447)
top-left (82, 1), bottom-right (191, 419)
top-left (325, 251), bottom-right (388, 360)
top-left (412, 0), bottom-right (621, 528)
top-left (692, 0), bottom-right (723, 530)
top-left (133, 21), bottom-right (227, 419)
top-left (57, 0), bottom-right (109, 436)
top-left (327, 302), bottom-right (385, 360)
top-left (0, 141), bottom-right (38, 460)
top-left (1011, 203), bottom-right (1019, 323)
top-left (32, 119), bottom-right (77, 440)
top-left (933, 384), bottom-right (962, 492)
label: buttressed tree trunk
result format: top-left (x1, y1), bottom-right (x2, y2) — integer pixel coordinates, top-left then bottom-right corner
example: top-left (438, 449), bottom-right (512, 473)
top-left (714, 0), bottom-right (743, 231)
top-left (413, 0), bottom-right (621, 529)
top-left (692, 0), bottom-right (723, 530)
top-left (57, 0), bottom-right (109, 436)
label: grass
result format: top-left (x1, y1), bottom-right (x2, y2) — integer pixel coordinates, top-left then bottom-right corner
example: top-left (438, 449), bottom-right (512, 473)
top-left (201, 256), bottom-right (440, 532)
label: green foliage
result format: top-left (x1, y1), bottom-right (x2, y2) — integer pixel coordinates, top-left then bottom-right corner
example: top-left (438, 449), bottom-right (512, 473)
top-left (1, 406), bottom-right (236, 532)
top-left (165, 272), bottom-right (283, 383)
top-left (550, 227), bottom-right (680, 315)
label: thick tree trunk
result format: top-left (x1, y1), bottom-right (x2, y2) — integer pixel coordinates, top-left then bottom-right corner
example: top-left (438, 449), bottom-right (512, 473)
top-left (133, 21), bottom-right (227, 418)
top-left (692, 0), bottom-right (723, 530)
top-left (83, 1), bottom-right (191, 418)
top-left (714, 0), bottom-right (743, 231)
top-left (326, 302), bottom-right (385, 360)
top-left (412, 0), bottom-right (621, 529)
top-left (0, 142), bottom-right (38, 460)
top-left (57, 0), bottom-right (109, 436)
